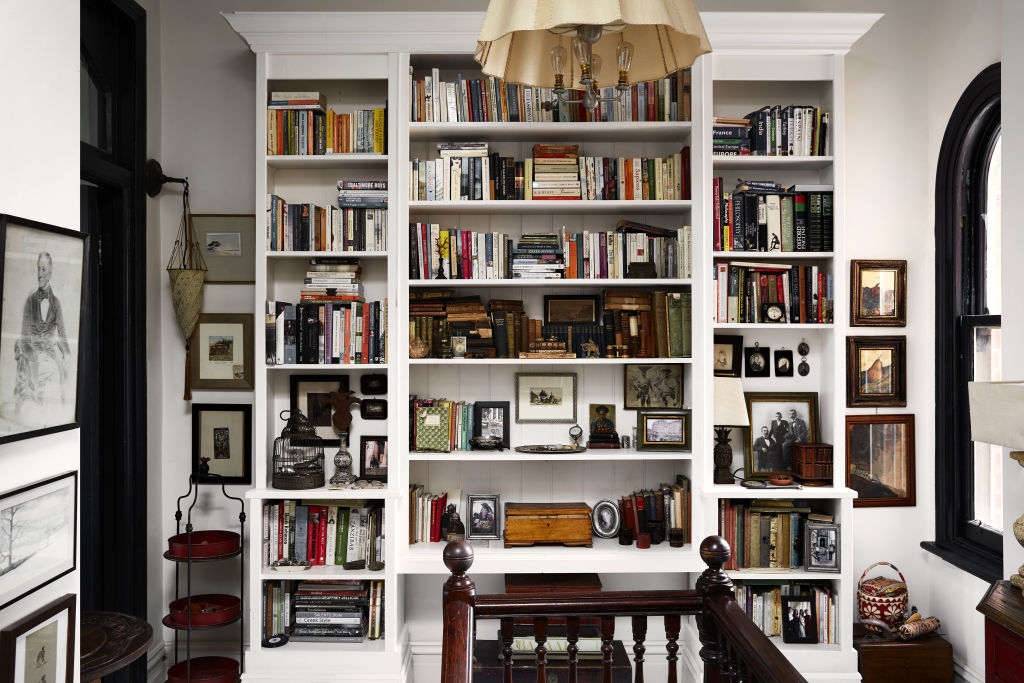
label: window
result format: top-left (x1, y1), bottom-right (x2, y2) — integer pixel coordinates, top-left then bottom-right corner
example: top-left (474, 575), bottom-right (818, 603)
top-left (923, 63), bottom-right (1002, 581)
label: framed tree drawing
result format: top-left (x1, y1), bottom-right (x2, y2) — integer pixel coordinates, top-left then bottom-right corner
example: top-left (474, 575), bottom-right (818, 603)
top-left (846, 414), bottom-right (916, 507)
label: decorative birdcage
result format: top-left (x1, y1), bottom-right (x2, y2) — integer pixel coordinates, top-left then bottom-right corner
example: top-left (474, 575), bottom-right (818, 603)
top-left (271, 410), bottom-right (325, 490)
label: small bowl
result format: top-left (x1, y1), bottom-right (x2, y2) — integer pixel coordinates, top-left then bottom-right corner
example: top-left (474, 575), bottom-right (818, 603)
top-left (769, 475), bottom-right (794, 486)
top-left (167, 530), bottom-right (240, 560)
top-left (167, 594), bottom-right (240, 628)
top-left (469, 436), bottom-right (503, 451)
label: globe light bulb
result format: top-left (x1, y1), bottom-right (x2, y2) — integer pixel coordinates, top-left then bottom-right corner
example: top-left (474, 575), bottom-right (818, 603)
top-left (549, 45), bottom-right (567, 76)
top-left (572, 36), bottom-right (592, 70)
top-left (616, 40), bottom-right (635, 72)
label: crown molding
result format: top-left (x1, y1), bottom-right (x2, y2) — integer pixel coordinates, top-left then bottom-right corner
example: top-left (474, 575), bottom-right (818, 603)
top-left (701, 12), bottom-right (883, 55)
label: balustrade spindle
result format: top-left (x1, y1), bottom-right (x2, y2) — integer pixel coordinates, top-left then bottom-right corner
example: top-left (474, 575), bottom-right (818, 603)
top-left (566, 615), bottom-right (580, 683)
top-left (533, 616), bottom-right (548, 683)
top-left (665, 613), bottom-right (680, 683)
top-left (499, 617), bottom-right (514, 683)
top-left (600, 616), bottom-right (615, 683)
top-left (632, 615), bottom-right (648, 683)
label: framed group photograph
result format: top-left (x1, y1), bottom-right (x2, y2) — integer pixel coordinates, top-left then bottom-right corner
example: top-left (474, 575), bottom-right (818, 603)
top-left (289, 374), bottom-right (350, 445)
top-left (805, 522), bottom-right (841, 572)
top-left (636, 410), bottom-right (691, 451)
top-left (191, 214), bottom-right (256, 284)
top-left (473, 401), bottom-right (510, 449)
top-left (845, 414), bottom-right (916, 507)
top-left (781, 595), bottom-right (817, 644)
top-left (514, 372), bottom-right (577, 423)
top-left (189, 313), bottom-right (254, 391)
top-left (846, 336), bottom-right (907, 407)
top-left (851, 259), bottom-right (907, 326)
top-left (0, 215), bottom-right (86, 445)
top-left (191, 404), bottom-right (252, 484)
top-left (592, 500), bottom-right (621, 539)
top-left (713, 335), bottom-right (743, 377)
top-left (0, 593), bottom-right (76, 683)
top-left (467, 493), bottom-right (500, 540)
top-left (360, 436), bottom-right (388, 482)
top-left (623, 364), bottom-right (683, 409)
top-left (542, 294), bottom-right (600, 324)
top-left (0, 472), bottom-right (77, 610)
top-left (744, 392), bottom-right (820, 479)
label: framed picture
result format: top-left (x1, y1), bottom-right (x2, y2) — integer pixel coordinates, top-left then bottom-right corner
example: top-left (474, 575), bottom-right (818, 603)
top-left (0, 472), bottom-right (77, 610)
top-left (191, 404), bottom-right (252, 484)
top-left (744, 392), bottom-right (820, 479)
top-left (515, 373), bottom-right (577, 423)
top-left (713, 335), bottom-right (742, 377)
top-left (0, 593), bottom-right (76, 683)
top-left (360, 399), bottom-right (387, 420)
top-left (0, 215), bottom-right (86, 445)
top-left (543, 294), bottom-right (600, 324)
top-left (360, 436), bottom-right (388, 482)
top-left (191, 214), bottom-right (256, 284)
top-left (189, 313), bottom-right (254, 391)
top-left (360, 374), bottom-right (387, 395)
top-left (623, 364), bottom-right (683, 410)
top-left (467, 493), bottom-right (500, 540)
top-left (781, 595), bottom-right (817, 644)
top-left (473, 401), bottom-right (510, 449)
top-left (805, 522), bottom-right (841, 572)
top-left (774, 349), bottom-right (794, 377)
top-left (851, 259), bottom-right (907, 327)
top-left (744, 345), bottom-right (770, 378)
top-left (637, 410), bottom-right (692, 451)
top-left (592, 500), bottom-right (620, 539)
top-left (589, 403), bottom-right (616, 433)
top-left (289, 374), bottom-right (350, 446)
top-left (846, 336), bottom-right (907, 407)
top-left (846, 414), bottom-right (916, 507)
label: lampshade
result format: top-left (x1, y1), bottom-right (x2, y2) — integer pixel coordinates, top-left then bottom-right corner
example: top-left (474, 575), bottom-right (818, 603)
top-left (474, 0), bottom-right (711, 87)
top-left (968, 381), bottom-right (1024, 450)
top-left (714, 378), bottom-right (750, 428)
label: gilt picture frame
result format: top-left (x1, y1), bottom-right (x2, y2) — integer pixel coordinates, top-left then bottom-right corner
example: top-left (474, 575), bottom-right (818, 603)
top-left (846, 336), bottom-right (907, 407)
top-left (851, 259), bottom-right (906, 327)
top-left (846, 414), bottom-right (916, 507)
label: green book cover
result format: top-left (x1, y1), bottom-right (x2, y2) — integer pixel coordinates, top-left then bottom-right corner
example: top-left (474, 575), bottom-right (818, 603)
top-left (416, 405), bottom-right (450, 452)
top-left (335, 507), bottom-right (350, 565)
top-left (666, 293), bottom-right (683, 358)
top-left (780, 194), bottom-right (795, 252)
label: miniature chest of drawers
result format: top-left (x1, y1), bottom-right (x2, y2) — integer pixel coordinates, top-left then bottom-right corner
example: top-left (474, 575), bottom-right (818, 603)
top-left (503, 503), bottom-right (592, 548)
top-left (853, 624), bottom-right (953, 683)
top-left (977, 580), bottom-right (1024, 683)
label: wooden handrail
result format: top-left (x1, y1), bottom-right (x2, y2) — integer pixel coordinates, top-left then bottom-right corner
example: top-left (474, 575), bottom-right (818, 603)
top-left (704, 595), bottom-right (808, 683)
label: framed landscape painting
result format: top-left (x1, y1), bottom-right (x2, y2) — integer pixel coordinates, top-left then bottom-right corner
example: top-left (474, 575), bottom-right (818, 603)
top-left (188, 313), bottom-right (254, 391)
top-left (851, 259), bottom-right (906, 326)
top-left (846, 336), bottom-right (907, 407)
top-left (191, 214), bottom-right (256, 284)
top-left (846, 414), bottom-right (916, 507)
top-left (514, 373), bottom-right (577, 423)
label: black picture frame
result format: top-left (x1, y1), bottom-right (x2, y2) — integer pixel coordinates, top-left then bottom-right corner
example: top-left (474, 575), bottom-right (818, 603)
top-left (191, 403), bottom-right (253, 485)
top-left (360, 373), bottom-right (387, 395)
top-left (744, 345), bottom-right (770, 377)
top-left (188, 313), bottom-right (255, 391)
top-left (360, 435), bottom-right (388, 482)
top-left (467, 493), bottom-right (501, 540)
top-left (360, 398), bottom-right (388, 420)
top-left (289, 374), bottom-right (350, 446)
top-left (0, 593), bottom-right (76, 683)
top-left (623, 364), bottom-right (684, 410)
top-left (761, 302), bottom-right (787, 323)
top-left (543, 294), bottom-right (601, 325)
top-left (744, 391), bottom-right (820, 479)
top-left (473, 401), bottom-right (511, 449)
top-left (774, 349), bottom-right (794, 377)
top-left (781, 595), bottom-right (818, 644)
top-left (713, 334), bottom-right (743, 377)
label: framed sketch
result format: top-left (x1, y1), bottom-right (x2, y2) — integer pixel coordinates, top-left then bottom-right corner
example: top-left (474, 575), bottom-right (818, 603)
top-left (191, 214), bottom-right (256, 284)
top-left (360, 436), bottom-right (388, 482)
top-left (805, 523), bottom-right (841, 572)
top-left (543, 295), bottom-right (600, 324)
top-left (592, 500), bottom-right (620, 539)
top-left (744, 345), bottom-right (770, 378)
top-left (637, 410), bottom-right (691, 451)
top-left (289, 374), bottom-right (350, 446)
top-left (0, 215), bottom-right (86, 445)
top-left (713, 335), bottom-right (742, 377)
top-left (0, 593), bottom-right (76, 683)
top-left (0, 472), bottom-right (76, 611)
top-left (846, 414), bottom-right (916, 507)
top-left (515, 373), bottom-right (577, 423)
top-left (781, 595), bottom-right (817, 644)
top-left (191, 404), bottom-right (252, 484)
top-left (467, 493), bottom-right (500, 540)
top-left (744, 392), bottom-right (820, 479)
top-left (189, 313), bottom-right (254, 391)
top-left (623, 364), bottom-right (683, 409)
top-left (851, 259), bottom-right (906, 326)
top-left (846, 336), bottom-right (907, 407)
top-left (473, 401), bottom-right (510, 449)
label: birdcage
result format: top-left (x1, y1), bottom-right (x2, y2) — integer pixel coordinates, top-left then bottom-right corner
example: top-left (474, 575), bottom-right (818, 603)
top-left (271, 410), bottom-right (325, 490)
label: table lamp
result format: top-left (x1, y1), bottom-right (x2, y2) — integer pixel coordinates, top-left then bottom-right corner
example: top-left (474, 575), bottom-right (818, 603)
top-left (714, 377), bottom-right (749, 485)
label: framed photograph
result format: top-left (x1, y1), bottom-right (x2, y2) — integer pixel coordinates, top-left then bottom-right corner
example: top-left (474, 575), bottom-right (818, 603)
top-left (744, 345), bottom-right (770, 378)
top-left (592, 500), bottom-right (621, 539)
top-left (467, 493), bottom-right (500, 540)
top-left (846, 414), bottom-right (916, 507)
top-left (191, 404), bottom-right (252, 484)
top-left (360, 399), bottom-right (387, 420)
top-left (713, 335), bottom-right (742, 378)
top-left (189, 313), bottom-right (254, 391)
top-left (0, 215), bottom-right (86, 445)
top-left (543, 294), bottom-right (600, 324)
top-left (846, 336), bottom-right (907, 407)
top-left (805, 523), bottom-right (841, 572)
top-left (0, 472), bottom-right (76, 610)
top-left (637, 410), bottom-right (692, 451)
top-left (781, 595), bottom-right (817, 644)
top-left (289, 374), bottom-right (350, 446)
top-left (744, 392), bottom-right (820, 479)
top-left (851, 259), bottom-right (906, 327)
top-left (515, 373), bottom-right (577, 423)
top-left (589, 403), bottom-right (616, 433)
top-left (360, 436), bottom-right (388, 482)
top-left (623, 364), bottom-right (683, 410)
top-left (774, 349), bottom-right (794, 377)
top-left (473, 401), bottom-right (510, 449)
top-left (360, 374), bottom-right (387, 395)
top-left (0, 593), bottom-right (76, 683)
top-left (191, 214), bottom-right (256, 284)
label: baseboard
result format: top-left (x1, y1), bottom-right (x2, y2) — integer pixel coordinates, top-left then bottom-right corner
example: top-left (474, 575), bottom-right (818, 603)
top-left (147, 640), bottom-right (166, 683)
top-left (954, 657), bottom-right (984, 683)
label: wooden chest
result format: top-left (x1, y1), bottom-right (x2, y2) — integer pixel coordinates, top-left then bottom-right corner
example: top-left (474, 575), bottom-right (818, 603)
top-left (853, 625), bottom-right (952, 683)
top-left (503, 503), bottom-right (592, 548)
top-left (792, 442), bottom-right (833, 483)
top-left (977, 580), bottom-right (1024, 683)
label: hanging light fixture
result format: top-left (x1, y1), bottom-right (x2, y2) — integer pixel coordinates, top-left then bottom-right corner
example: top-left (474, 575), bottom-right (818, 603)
top-left (474, 0), bottom-right (711, 114)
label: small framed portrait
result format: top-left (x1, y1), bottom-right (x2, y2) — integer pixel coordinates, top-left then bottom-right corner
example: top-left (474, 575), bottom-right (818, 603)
top-left (191, 214), bottom-right (256, 284)
top-left (637, 410), bottom-right (691, 451)
top-left (592, 499), bottom-right (621, 539)
top-left (189, 313), bottom-right (254, 391)
top-left (761, 302), bottom-right (786, 323)
top-left (846, 336), bottom-right (907, 407)
top-left (588, 403), bottom-right (616, 433)
top-left (515, 372), bottom-right (577, 423)
top-left (846, 414), bottom-right (916, 507)
top-left (805, 522), bottom-right (841, 572)
top-left (473, 401), bottom-right (510, 448)
top-left (781, 595), bottom-right (817, 644)
top-left (0, 593), bottom-right (76, 683)
top-left (543, 294), bottom-right (600, 324)
top-left (851, 259), bottom-right (907, 326)
top-left (360, 436), bottom-right (388, 482)
top-left (450, 335), bottom-right (467, 358)
top-left (623, 364), bottom-right (683, 410)
top-left (467, 493), bottom-right (501, 540)
top-left (744, 345), bottom-right (770, 378)
top-left (774, 349), bottom-right (794, 377)
top-left (360, 398), bottom-right (387, 420)
top-left (289, 374), bottom-right (350, 446)
top-left (713, 335), bottom-right (743, 378)
top-left (192, 403), bottom-right (252, 484)
top-left (744, 392), bottom-right (820, 479)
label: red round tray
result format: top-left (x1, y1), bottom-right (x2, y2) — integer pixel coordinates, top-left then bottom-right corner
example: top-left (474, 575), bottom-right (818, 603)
top-left (167, 594), bottom-right (240, 628)
top-left (167, 656), bottom-right (239, 683)
top-left (166, 530), bottom-right (240, 560)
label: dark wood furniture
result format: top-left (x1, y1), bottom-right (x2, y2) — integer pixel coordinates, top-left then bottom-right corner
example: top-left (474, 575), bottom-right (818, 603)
top-left (472, 638), bottom-right (632, 682)
top-left (852, 623), bottom-right (952, 683)
top-left (441, 535), bottom-right (808, 683)
top-left (80, 611), bottom-right (153, 683)
top-left (977, 580), bottom-right (1024, 682)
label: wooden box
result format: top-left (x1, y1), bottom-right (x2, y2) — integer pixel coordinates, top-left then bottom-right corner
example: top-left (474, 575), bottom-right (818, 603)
top-left (853, 625), bottom-right (953, 683)
top-left (792, 442), bottom-right (833, 483)
top-left (504, 503), bottom-right (592, 548)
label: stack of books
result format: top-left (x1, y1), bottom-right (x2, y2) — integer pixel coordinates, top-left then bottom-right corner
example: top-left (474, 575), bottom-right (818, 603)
top-left (603, 289), bottom-right (692, 359)
top-left (290, 580), bottom-right (370, 643)
top-left (266, 91), bottom-right (386, 156)
top-left (574, 149), bottom-right (689, 200)
top-left (265, 294), bottom-right (388, 365)
top-left (718, 500), bottom-right (837, 570)
top-left (300, 257), bottom-right (362, 302)
top-left (732, 581), bottom-right (836, 644)
top-left (512, 232), bottom-right (565, 279)
top-left (410, 142), bottom-right (492, 201)
top-left (712, 106), bottom-right (829, 157)
top-left (713, 117), bottom-right (753, 155)
top-left (408, 224), bottom-right (515, 280)
top-left (618, 475), bottom-right (692, 546)
top-left (530, 144), bottom-right (581, 200)
top-left (712, 261), bottom-right (833, 324)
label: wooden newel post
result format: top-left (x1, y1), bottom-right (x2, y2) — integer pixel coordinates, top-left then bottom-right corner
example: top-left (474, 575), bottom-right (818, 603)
top-left (695, 535), bottom-right (734, 683)
top-left (441, 540), bottom-right (476, 683)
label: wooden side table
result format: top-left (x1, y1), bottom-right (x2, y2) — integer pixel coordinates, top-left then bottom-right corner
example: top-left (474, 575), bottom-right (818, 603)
top-left (79, 611), bottom-right (153, 683)
top-left (853, 623), bottom-right (953, 683)
top-left (977, 580), bottom-right (1024, 682)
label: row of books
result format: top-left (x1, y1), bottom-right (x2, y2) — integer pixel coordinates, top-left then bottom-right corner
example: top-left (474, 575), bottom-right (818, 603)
top-left (409, 68), bottom-right (691, 123)
top-left (571, 151), bottom-right (691, 201)
top-left (712, 180), bottom-right (833, 252)
top-left (733, 582), bottom-right (837, 644)
top-left (261, 500), bottom-right (385, 568)
top-left (266, 107), bottom-right (386, 156)
top-left (267, 194), bottom-right (387, 253)
top-left (712, 105), bottom-right (829, 157)
top-left (408, 485), bottom-right (462, 543)
top-left (618, 475), bottom-right (692, 546)
top-left (712, 262), bottom-right (833, 324)
top-left (718, 499), bottom-right (835, 570)
top-left (410, 398), bottom-right (490, 453)
top-left (266, 298), bottom-right (388, 365)
top-left (261, 580), bottom-right (384, 643)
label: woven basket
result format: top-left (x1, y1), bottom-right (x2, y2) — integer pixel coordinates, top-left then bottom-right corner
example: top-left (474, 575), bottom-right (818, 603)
top-left (858, 561), bottom-right (908, 632)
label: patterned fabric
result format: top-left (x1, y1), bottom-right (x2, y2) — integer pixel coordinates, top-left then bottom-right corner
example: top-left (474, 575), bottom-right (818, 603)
top-left (416, 405), bottom-right (450, 452)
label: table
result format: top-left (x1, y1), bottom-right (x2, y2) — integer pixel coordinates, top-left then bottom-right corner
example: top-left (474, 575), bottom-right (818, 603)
top-left (80, 611), bottom-right (153, 683)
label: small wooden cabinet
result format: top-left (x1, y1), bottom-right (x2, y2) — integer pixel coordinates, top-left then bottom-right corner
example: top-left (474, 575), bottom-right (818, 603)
top-left (977, 580), bottom-right (1024, 682)
top-left (853, 624), bottom-right (953, 683)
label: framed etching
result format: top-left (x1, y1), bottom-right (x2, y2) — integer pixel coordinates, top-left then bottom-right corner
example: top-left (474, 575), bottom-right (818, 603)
top-left (713, 335), bottom-right (742, 377)
top-left (846, 336), bottom-right (907, 407)
top-left (623, 364), bottom-right (683, 409)
top-left (744, 392), bottom-right (820, 479)
top-left (636, 410), bottom-right (691, 451)
top-left (0, 593), bottom-right (76, 683)
top-left (189, 313), bottom-right (254, 391)
top-left (851, 259), bottom-right (906, 326)
top-left (514, 373), bottom-right (577, 423)
top-left (0, 215), bottom-right (86, 445)
top-left (289, 374), bottom-right (350, 446)
top-left (191, 404), bottom-right (252, 484)
top-left (846, 414), bottom-right (916, 507)
top-left (191, 214), bottom-right (256, 284)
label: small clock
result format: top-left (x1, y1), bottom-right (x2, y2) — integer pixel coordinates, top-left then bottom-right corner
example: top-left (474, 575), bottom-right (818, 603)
top-left (761, 302), bottom-right (786, 323)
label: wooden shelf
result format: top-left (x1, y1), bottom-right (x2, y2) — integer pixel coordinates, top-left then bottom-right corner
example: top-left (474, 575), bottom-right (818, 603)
top-left (408, 200), bottom-right (691, 215)
top-left (266, 250), bottom-right (388, 259)
top-left (408, 357), bottom-right (692, 366)
top-left (245, 487), bottom-right (399, 500)
top-left (409, 121), bottom-right (692, 143)
top-left (712, 323), bottom-right (832, 330)
top-left (408, 448), bottom-right (692, 462)
top-left (409, 278), bottom-right (692, 288)
top-left (267, 153), bottom-right (387, 168)
top-left (712, 155), bottom-right (833, 170)
top-left (712, 251), bottom-right (834, 260)
top-left (704, 484), bottom-right (857, 500)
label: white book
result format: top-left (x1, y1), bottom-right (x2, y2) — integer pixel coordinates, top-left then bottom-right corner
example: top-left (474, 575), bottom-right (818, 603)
top-left (424, 75), bottom-right (433, 122)
top-left (434, 159), bottom-right (443, 200)
top-left (262, 503), bottom-right (271, 566)
top-left (450, 158), bottom-right (462, 201)
top-left (765, 194), bottom-right (782, 251)
top-left (442, 157), bottom-right (451, 201)
top-left (345, 508), bottom-right (361, 559)
top-left (425, 161), bottom-right (435, 201)
top-left (431, 68), bottom-right (441, 122)
top-left (482, 156), bottom-right (490, 201)
top-left (632, 157), bottom-right (643, 199)
top-left (325, 506), bottom-right (338, 565)
top-left (446, 82), bottom-right (458, 123)
top-left (523, 86), bottom-right (534, 122)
